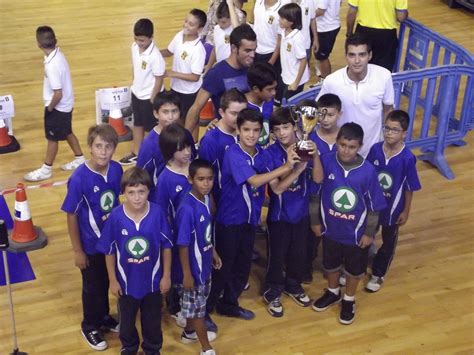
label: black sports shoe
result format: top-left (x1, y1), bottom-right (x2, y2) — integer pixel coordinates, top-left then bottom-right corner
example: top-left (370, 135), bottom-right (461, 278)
top-left (119, 153), bottom-right (137, 166)
top-left (81, 329), bottom-right (108, 351)
top-left (312, 289), bottom-right (341, 312)
top-left (339, 299), bottom-right (356, 325)
top-left (101, 315), bottom-right (119, 333)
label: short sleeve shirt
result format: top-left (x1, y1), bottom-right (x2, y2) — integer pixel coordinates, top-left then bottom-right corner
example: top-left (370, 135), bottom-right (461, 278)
top-left (213, 25), bottom-right (233, 62)
top-left (315, 0), bottom-right (342, 32)
top-left (348, 0), bottom-right (408, 29)
top-left (43, 47), bottom-right (74, 112)
top-left (280, 29), bottom-right (310, 86)
top-left (131, 42), bottom-right (166, 99)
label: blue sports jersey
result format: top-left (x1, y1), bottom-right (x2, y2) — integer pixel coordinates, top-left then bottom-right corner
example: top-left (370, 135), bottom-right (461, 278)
top-left (247, 100), bottom-right (274, 146)
top-left (61, 161), bottom-right (123, 255)
top-left (308, 127), bottom-right (337, 195)
top-left (176, 192), bottom-right (213, 285)
top-left (319, 153), bottom-right (386, 245)
top-left (198, 127), bottom-right (238, 200)
top-left (266, 143), bottom-right (310, 223)
top-left (366, 142), bottom-right (421, 226)
top-left (96, 202), bottom-right (173, 299)
top-left (217, 143), bottom-right (273, 226)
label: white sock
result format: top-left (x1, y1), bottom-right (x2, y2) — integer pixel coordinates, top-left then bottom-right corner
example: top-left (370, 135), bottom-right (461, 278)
top-left (41, 163), bottom-right (52, 171)
top-left (328, 287), bottom-right (340, 295)
top-left (343, 294), bottom-right (355, 302)
top-left (74, 155), bottom-right (85, 161)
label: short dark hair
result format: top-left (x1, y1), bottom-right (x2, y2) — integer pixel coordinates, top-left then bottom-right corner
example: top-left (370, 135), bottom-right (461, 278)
top-left (120, 167), bottom-right (152, 194)
top-left (153, 90), bottom-right (181, 112)
top-left (216, 2), bottom-right (230, 19)
top-left (345, 33), bottom-right (372, 54)
top-left (134, 18), bottom-right (154, 38)
top-left (237, 108), bottom-right (263, 128)
top-left (220, 88), bottom-right (247, 111)
top-left (337, 122), bottom-right (364, 145)
top-left (270, 107), bottom-right (294, 130)
top-left (278, 3), bottom-right (302, 30)
top-left (159, 123), bottom-right (193, 161)
top-left (36, 26), bottom-right (57, 49)
top-left (230, 24), bottom-right (256, 48)
top-left (189, 158), bottom-right (214, 178)
top-left (190, 9), bottom-right (207, 28)
top-left (87, 124), bottom-right (119, 148)
top-left (386, 110), bottom-right (410, 131)
top-left (247, 62), bottom-right (277, 91)
top-left (317, 94), bottom-right (342, 112)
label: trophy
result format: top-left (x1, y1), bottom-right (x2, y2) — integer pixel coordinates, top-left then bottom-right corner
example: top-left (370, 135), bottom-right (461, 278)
top-left (291, 105), bottom-right (326, 161)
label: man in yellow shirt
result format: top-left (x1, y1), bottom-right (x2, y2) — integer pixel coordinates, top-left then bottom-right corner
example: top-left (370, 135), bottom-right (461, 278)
top-left (346, 0), bottom-right (408, 71)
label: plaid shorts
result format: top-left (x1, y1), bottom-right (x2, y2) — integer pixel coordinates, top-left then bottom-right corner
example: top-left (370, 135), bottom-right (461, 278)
top-left (177, 278), bottom-right (211, 319)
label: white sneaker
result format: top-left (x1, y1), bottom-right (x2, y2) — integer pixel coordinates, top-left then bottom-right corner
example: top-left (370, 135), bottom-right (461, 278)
top-left (171, 311), bottom-right (186, 328)
top-left (61, 156), bottom-right (86, 171)
top-left (24, 167), bottom-right (52, 182)
top-left (366, 275), bottom-right (384, 293)
top-left (201, 349), bottom-right (216, 355)
top-left (181, 330), bottom-right (217, 344)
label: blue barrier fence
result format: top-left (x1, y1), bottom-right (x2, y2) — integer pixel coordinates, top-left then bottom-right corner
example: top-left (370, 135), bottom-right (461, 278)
top-left (283, 65), bottom-right (473, 180)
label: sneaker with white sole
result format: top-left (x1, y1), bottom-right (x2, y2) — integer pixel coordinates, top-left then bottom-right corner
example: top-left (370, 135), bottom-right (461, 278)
top-left (24, 167), bottom-right (52, 182)
top-left (265, 297), bottom-right (283, 317)
top-left (119, 153), bottom-right (137, 166)
top-left (171, 311), bottom-right (186, 328)
top-left (101, 315), bottom-right (119, 333)
top-left (200, 349), bottom-right (216, 355)
top-left (181, 330), bottom-right (217, 344)
top-left (365, 275), bottom-right (384, 293)
top-left (339, 299), bottom-right (356, 325)
top-left (283, 291), bottom-right (311, 307)
top-left (61, 156), bottom-right (86, 171)
top-left (312, 289), bottom-right (341, 312)
top-left (81, 329), bottom-right (108, 351)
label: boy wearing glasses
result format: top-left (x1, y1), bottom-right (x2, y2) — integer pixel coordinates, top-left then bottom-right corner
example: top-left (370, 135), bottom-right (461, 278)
top-left (365, 110), bottom-right (421, 292)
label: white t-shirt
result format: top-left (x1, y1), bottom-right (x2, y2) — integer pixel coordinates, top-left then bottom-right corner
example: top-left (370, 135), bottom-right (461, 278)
top-left (167, 31), bottom-right (206, 94)
top-left (43, 47), bottom-right (74, 112)
top-left (280, 29), bottom-right (310, 85)
top-left (315, 0), bottom-right (341, 32)
top-left (297, 0), bottom-right (317, 49)
top-left (131, 41), bottom-right (166, 100)
top-left (317, 64), bottom-right (394, 157)
top-left (253, 0), bottom-right (288, 55)
top-left (213, 24), bottom-right (233, 62)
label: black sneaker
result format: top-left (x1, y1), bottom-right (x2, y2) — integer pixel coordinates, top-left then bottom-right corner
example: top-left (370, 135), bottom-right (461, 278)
top-left (284, 291), bottom-right (311, 307)
top-left (81, 329), bottom-right (108, 351)
top-left (339, 299), bottom-right (355, 325)
top-left (264, 296), bottom-right (283, 317)
top-left (119, 153), bottom-right (137, 166)
top-left (101, 315), bottom-right (120, 333)
top-left (312, 289), bottom-right (341, 312)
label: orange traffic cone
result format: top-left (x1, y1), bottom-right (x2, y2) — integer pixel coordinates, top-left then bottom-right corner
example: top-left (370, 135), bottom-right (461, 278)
top-left (199, 99), bottom-right (215, 127)
top-left (108, 109), bottom-right (132, 142)
top-left (0, 118), bottom-right (20, 154)
top-left (9, 183), bottom-right (47, 252)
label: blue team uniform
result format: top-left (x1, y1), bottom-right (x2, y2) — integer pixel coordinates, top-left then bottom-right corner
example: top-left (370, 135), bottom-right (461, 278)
top-left (366, 142), bottom-right (421, 226)
top-left (198, 127), bottom-right (238, 200)
top-left (216, 143), bottom-right (273, 227)
top-left (309, 127), bottom-right (337, 195)
top-left (176, 193), bottom-right (213, 285)
top-left (61, 161), bottom-right (123, 254)
top-left (96, 202), bottom-right (173, 299)
top-left (247, 100), bottom-right (274, 146)
top-left (319, 153), bottom-right (387, 245)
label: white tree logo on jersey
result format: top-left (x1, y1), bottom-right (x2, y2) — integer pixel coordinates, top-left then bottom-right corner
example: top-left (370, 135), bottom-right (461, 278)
top-left (126, 237), bottom-right (149, 258)
top-left (258, 121), bottom-right (270, 145)
top-left (331, 187), bottom-right (358, 213)
top-left (204, 223), bottom-right (212, 245)
top-left (100, 190), bottom-right (115, 213)
top-left (378, 172), bottom-right (393, 191)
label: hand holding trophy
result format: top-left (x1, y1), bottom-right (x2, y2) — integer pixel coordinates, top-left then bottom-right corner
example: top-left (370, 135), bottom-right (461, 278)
top-left (291, 105), bottom-right (327, 161)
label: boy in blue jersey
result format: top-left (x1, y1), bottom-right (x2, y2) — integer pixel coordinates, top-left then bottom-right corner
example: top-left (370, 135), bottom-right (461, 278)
top-left (136, 90), bottom-right (196, 197)
top-left (61, 124), bottom-right (122, 351)
top-left (97, 167), bottom-right (172, 355)
top-left (264, 107), bottom-right (323, 317)
top-left (207, 108), bottom-right (301, 323)
top-left (245, 62), bottom-right (278, 147)
top-left (312, 122), bottom-right (386, 325)
top-left (176, 159), bottom-right (222, 355)
top-left (199, 88), bottom-right (248, 201)
top-left (365, 110), bottom-right (421, 292)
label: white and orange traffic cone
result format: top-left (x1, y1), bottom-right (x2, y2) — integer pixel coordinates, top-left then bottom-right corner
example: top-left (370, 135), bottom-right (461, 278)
top-left (199, 99), bottom-right (215, 127)
top-left (9, 183), bottom-right (47, 252)
top-left (108, 108), bottom-right (132, 142)
top-left (0, 118), bottom-right (20, 154)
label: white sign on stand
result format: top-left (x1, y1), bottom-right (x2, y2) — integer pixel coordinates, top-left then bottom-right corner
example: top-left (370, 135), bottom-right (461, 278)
top-left (98, 87), bottom-right (131, 110)
top-left (0, 95), bottom-right (14, 134)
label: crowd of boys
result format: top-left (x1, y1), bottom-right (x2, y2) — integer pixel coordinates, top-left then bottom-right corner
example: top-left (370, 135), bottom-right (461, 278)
top-left (24, 1), bottom-right (420, 354)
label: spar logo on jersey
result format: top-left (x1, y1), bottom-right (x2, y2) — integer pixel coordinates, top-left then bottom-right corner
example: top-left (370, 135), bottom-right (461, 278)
top-left (175, 185), bottom-right (183, 193)
top-left (126, 237), bottom-right (150, 263)
top-left (331, 187), bottom-right (357, 213)
top-left (258, 122), bottom-right (270, 145)
top-left (204, 222), bottom-right (212, 249)
top-left (100, 190), bottom-right (115, 213)
top-left (378, 171), bottom-right (393, 191)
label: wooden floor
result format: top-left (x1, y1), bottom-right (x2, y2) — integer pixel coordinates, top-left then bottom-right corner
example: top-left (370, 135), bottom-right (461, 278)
top-left (0, 1), bottom-right (473, 354)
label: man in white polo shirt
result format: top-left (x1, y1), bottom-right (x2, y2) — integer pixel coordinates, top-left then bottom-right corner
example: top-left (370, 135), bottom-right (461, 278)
top-left (317, 33), bottom-right (394, 157)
